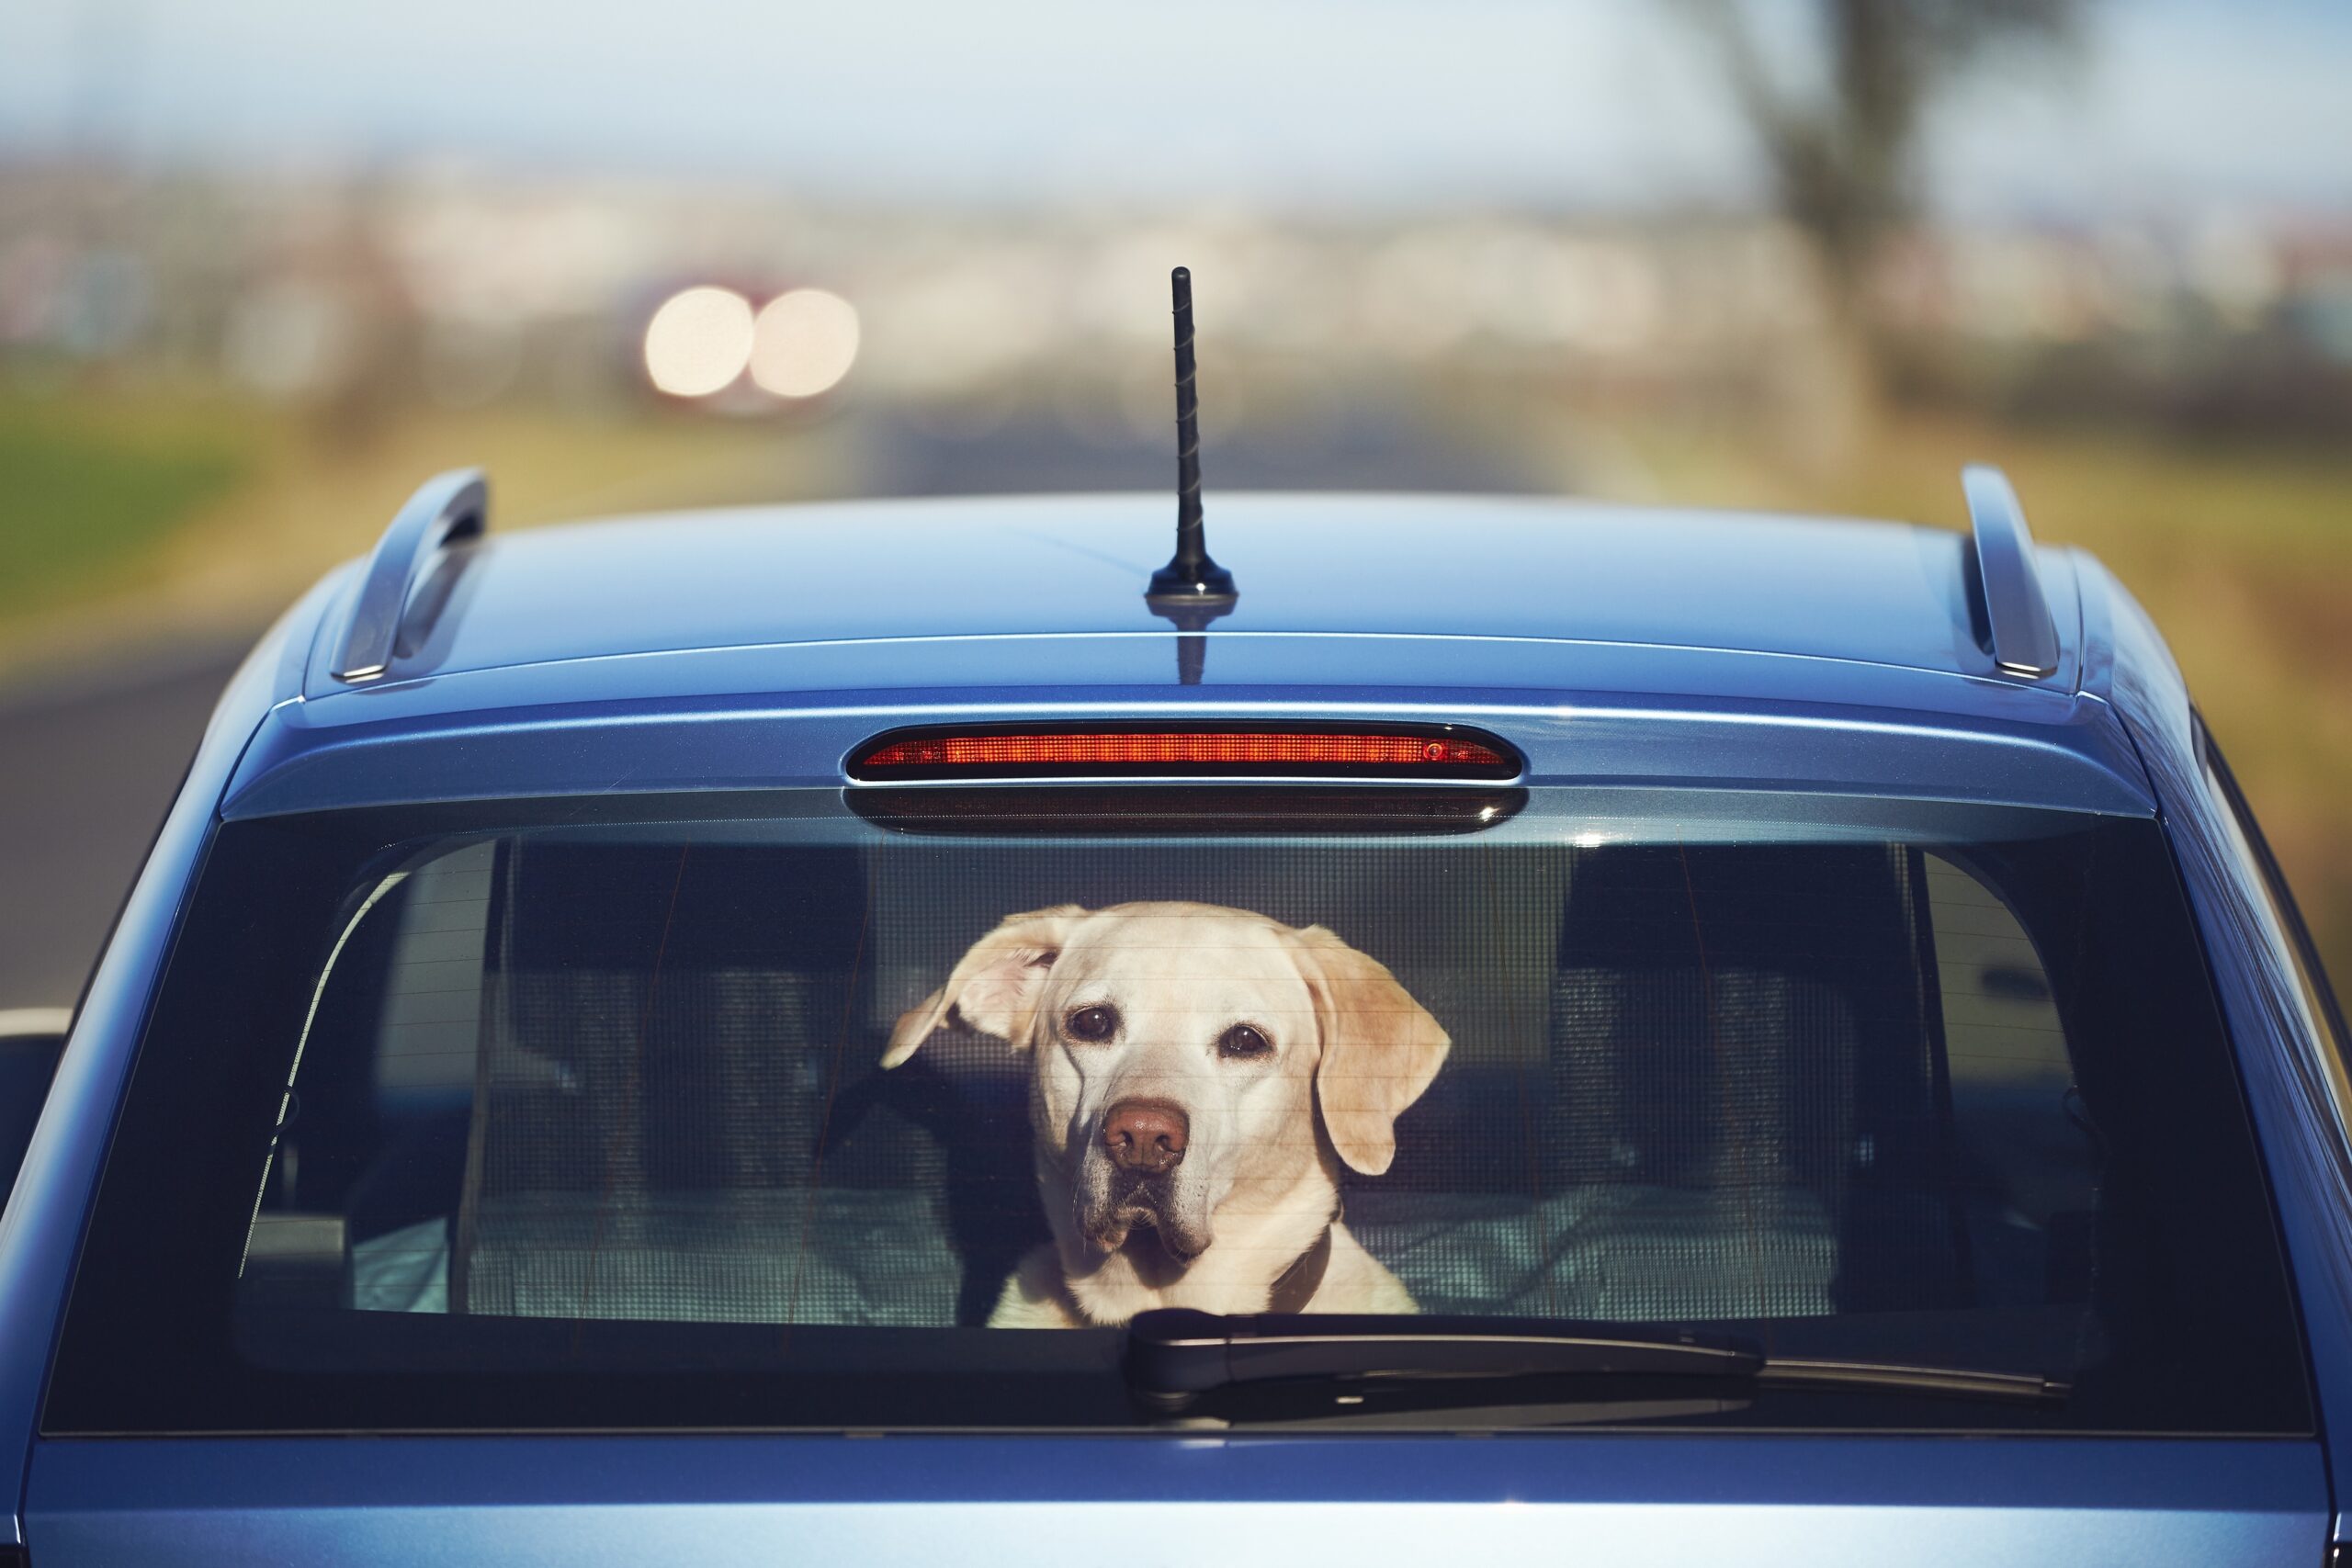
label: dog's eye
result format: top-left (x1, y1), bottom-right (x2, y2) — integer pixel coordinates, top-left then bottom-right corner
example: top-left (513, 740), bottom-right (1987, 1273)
top-left (1065, 1005), bottom-right (1119, 1043)
top-left (1217, 1023), bottom-right (1272, 1060)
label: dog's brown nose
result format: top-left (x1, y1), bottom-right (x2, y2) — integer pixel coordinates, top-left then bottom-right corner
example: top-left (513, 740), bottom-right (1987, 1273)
top-left (1103, 1099), bottom-right (1189, 1174)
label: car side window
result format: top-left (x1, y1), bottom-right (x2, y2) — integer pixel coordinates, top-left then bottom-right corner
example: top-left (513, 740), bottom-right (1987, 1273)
top-left (2205, 732), bottom-right (2352, 1125)
top-left (1923, 854), bottom-right (2097, 1299)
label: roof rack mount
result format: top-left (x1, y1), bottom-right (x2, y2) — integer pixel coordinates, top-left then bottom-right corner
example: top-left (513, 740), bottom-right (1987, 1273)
top-left (1960, 464), bottom-right (2060, 682)
top-left (332, 468), bottom-right (489, 683)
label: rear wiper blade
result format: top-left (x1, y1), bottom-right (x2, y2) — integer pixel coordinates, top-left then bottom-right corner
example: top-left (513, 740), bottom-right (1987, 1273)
top-left (1125, 1309), bottom-right (2066, 1412)
top-left (1126, 1309), bottom-right (1761, 1407)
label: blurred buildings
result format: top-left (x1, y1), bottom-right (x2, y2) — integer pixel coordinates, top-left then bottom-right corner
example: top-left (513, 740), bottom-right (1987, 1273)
top-left (6, 161), bottom-right (2348, 443)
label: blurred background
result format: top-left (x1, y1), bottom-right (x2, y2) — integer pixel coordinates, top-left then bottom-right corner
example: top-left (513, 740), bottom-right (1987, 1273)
top-left (0, 0), bottom-right (2346, 1009)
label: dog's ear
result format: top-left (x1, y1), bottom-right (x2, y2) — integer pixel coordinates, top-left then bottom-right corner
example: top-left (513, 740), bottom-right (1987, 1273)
top-left (881, 905), bottom-right (1088, 1067)
top-left (1286, 924), bottom-right (1451, 1176)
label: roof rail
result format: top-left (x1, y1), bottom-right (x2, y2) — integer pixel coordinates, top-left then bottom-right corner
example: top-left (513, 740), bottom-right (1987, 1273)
top-left (332, 468), bottom-right (489, 682)
top-left (1960, 464), bottom-right (2059, 681)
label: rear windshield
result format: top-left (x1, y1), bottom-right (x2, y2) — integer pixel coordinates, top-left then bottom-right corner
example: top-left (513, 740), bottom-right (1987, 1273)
top-left (49, 787), bottom-right (2310, 1435)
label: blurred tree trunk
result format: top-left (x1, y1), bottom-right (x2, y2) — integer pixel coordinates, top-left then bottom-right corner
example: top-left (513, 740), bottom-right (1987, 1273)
top-left (1678, 0), bottom-right (2079, 474)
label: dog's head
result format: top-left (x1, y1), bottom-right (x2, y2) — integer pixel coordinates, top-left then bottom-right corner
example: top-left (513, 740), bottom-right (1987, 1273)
top-left (883, 901), bottom-right (1449, 1266)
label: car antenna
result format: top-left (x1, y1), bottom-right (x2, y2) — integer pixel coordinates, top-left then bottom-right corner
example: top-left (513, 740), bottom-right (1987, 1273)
top-left (1147, 265), bottom-right (1237, 684)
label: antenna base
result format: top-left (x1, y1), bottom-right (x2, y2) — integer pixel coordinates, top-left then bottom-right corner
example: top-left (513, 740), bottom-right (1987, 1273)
top-left (1145, 558), bottom-right (1238, 606)
top-left (1145, 572), bottom-right (1236, 685)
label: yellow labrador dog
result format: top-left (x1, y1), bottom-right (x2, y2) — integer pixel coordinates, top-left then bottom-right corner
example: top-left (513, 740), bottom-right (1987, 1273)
top-left (883, 901), bottom-right (1449, 1326)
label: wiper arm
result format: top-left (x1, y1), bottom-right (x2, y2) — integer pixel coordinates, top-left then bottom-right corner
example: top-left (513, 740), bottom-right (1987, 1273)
top-left (1125, 1309), bottom-right (2065, 1412)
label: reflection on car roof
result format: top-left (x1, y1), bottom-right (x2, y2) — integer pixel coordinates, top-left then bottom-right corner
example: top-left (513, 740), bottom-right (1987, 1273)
top-left (349, 492), bottom-right (2058, 689)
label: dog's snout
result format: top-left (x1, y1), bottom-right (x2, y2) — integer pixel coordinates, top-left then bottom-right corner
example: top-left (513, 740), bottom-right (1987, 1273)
top-left (1102, 1099), bottom-right (1190, 1174)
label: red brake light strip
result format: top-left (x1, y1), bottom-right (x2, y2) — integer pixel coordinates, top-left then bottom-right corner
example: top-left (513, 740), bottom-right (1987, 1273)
top-left (858, 731), bottom-right (1509, 771)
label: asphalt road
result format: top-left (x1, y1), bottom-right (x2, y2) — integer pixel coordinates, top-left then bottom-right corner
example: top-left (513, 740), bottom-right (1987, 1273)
top-left (860, 404), bottom-right (1542, 498)
top-left (0, 410), bottom-right (1537, 1011)
top-left (0, 654), bottom-right (245, 1010)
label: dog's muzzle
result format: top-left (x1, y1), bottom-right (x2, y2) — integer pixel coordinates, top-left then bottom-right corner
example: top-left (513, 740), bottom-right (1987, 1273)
top-left (1080, 1100), bottom-right (1208, 1261)
top-left (1088, 1168), bottom-right (1202, 1257)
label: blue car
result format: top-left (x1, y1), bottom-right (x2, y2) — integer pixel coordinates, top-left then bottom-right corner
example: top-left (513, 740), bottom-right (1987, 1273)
top-left (3, 314), bottom-right (2350, 1560)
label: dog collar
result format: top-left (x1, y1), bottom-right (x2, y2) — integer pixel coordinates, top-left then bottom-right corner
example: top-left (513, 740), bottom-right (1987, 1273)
top-left (1266, 1205), bottom-right (1340, 1314)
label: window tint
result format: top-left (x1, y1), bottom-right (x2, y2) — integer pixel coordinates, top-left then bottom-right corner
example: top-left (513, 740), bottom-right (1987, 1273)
top-left (49, 789), bottom-right (2310, 1436)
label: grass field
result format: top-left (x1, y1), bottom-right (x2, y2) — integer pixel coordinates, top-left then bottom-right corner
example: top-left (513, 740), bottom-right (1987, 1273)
top-left (0, 389), bottom-right (258, 615)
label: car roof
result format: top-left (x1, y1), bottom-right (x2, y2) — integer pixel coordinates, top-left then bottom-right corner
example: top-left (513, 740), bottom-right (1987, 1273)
top-left (218, 489), bottom-right (2159, 821)
top-left (299, 492), bottom-right (2067, 694)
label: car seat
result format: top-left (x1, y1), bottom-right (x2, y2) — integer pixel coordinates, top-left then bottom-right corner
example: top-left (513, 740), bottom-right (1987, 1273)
top-left (450, 838), bottom-right (992, 1325)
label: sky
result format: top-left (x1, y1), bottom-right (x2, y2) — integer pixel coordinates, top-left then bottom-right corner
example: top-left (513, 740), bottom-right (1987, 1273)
top-left (1, 0), bottom-right (2346, 219)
